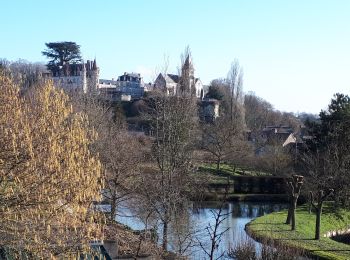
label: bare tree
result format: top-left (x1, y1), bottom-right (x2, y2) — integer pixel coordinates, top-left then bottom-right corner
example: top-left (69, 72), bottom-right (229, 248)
top-left (258, 139), bottom-right (293, 176)
top-left (300, 143), bottom-right (342, 240)
top-left (201, 60), bottom-right (247, 172)
top-left (197, 183), bottom-right (232, 260)
top-left (244, 93), bottom-right (302, 150)
top-left (98, 127), bottom-right (144, 222)
top-left (244, 93), bottom-right (274, 140)
top-left (285, 175), bottom-right (304, 230)
top-left (198, 204), bottom-right (230, 260)
top-left (136, 53), bottom-right (195, 252)
top-left (227, 60), bottom-right (244, 124)
top-left (140, 92), bottom-right (198, 250)
top-left (71, 93), bottom-right (145, 223)
top-left (170, 210), bottom-right (200, 258)
top-left (310, 189), bottom-right (333, 240)
top-left (133, 47), bottom-right (201, 252)
top-left (0, 58), bottom-right (47, 90)
top-left (201, 116), bottom-right (247, 171)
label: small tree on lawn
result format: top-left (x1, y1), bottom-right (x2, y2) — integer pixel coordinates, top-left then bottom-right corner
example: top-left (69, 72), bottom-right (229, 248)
top-left (285, 175), bottom-right (304, 231)
top-left (310, 189), bottom-right (334, 240)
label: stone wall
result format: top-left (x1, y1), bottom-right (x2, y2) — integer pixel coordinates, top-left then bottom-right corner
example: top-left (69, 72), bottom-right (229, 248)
top-left (208, 176), bottom-right (287, 195)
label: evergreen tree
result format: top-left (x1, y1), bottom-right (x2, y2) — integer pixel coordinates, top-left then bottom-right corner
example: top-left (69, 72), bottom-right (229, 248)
top-left (42, 41), bottom-right (82, 73)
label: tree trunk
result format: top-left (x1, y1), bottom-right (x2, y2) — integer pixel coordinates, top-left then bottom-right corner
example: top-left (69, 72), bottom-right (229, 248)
top-left (291, 199), bottom-right (297, 230)
top-left (310, 189), bottom-right (333, 240)
top-left (285, 175), bottom-right (303, 228)
top-left (315, 204), bottom-right (323, 240)
top-left (309, 200), bottom-right (312, 214)
top-left (162, 220), bottom-right (168, 250)
top-left (216, 158), bottom-right (221, 172)
top-left (285, 198), bottom-right (292, 224)
top-left (110, 193), bottom-right (117, 222)
top-left (285, 207), bottom-right (292, 224)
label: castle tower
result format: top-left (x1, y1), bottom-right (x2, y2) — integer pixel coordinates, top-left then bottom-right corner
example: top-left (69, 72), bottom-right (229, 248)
top-left (82, 60), bottom-right (87, 93)
top-left (83, 59), bottom-right (99, 93)
top-left (90, 58), bottom-right (99, 93)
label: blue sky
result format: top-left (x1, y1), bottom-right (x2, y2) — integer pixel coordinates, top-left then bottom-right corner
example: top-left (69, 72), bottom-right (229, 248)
top-left (2, 0), bottom-right (350, 113)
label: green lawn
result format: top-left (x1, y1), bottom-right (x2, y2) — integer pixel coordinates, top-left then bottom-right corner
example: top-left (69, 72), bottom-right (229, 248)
top-left (246, 203), bottom-right (350, 259)
top-left (198, 163), bottom-right (270, 177)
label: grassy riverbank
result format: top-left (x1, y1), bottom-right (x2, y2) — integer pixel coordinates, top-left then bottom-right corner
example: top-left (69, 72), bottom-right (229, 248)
top-left (198, 163), bottom-right (271, 177)
top-left (246, 203), bottom-right (350, 259)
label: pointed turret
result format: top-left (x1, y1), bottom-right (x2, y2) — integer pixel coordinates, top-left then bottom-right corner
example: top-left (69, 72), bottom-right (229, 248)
top-left (182, 54), bottom-right (194, 76)
top-left (82, 59), bottom-right (87, 93)
top-left (93, 58), bottom-right (97, 70)
top-left (184, 54), bottom-right (191, 68)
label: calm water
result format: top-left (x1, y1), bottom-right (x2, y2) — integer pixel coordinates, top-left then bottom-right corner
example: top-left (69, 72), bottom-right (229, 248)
top-left (110, 201), bottom-right (288, 259)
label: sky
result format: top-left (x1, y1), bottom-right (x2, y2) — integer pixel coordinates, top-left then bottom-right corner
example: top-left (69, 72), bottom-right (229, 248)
top-left (2, 0), bottom-right (350, 114)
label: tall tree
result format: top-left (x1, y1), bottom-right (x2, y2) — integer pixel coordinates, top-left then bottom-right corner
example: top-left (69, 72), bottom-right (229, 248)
top-left (304, 93), bottom-right (350, 206)
top-left (42, 41), bottom-right (82, 73)
top-left (140, 92), bottom-right (198, 250)
top-left (0, 74), bottom-right (103, 258)
top-left (139, 47), bottom-right (200, 250)
top-left (227, 60), bottom-right (244, 124)
top-left (201, 61), bottom-right (247, 171)
top-left (98, 126), bottom-right (144, 222)
top-left (244, 93), bottom-right (274, 135)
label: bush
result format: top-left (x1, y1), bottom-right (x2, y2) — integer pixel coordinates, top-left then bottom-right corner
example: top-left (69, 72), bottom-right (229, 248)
top-left (228, 236), bottom-right (307, 260)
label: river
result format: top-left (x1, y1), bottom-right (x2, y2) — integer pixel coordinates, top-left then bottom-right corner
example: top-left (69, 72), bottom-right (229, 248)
top-left (114, 201), bottom-right (288, 259)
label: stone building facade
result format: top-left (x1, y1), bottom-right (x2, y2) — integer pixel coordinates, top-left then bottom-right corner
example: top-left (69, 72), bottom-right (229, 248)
top-left (154, 55), bottom-right (203, 98)
top-left (117, 72), bottom-right (144, 98)
top-left (51, 59), bottom-right (99, 93)
top-left (98, 72), bottom-right (145, 101)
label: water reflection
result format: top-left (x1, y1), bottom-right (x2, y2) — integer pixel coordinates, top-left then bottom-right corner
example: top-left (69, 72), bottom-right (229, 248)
top-left (190, 202), bottom-right (287, 259)
top-left (111, 201), bottom-right (287, 259)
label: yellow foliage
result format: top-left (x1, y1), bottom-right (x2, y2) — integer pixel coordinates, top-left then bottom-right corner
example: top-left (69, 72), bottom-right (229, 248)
top-left (0, 73), bottom-right (103, 258)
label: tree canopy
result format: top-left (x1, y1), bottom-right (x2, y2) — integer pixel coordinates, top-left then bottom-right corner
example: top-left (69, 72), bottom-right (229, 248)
top-left (42, 41), bottom-right (82, 73)
top-left (205, 81), bottom-right (227, 101)
top-left (302, 93), bottom-right (350, 207)
top-left (306, 93), bottom-right (350, 150)
top-left (0, 73), bottom-right (103, 257)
